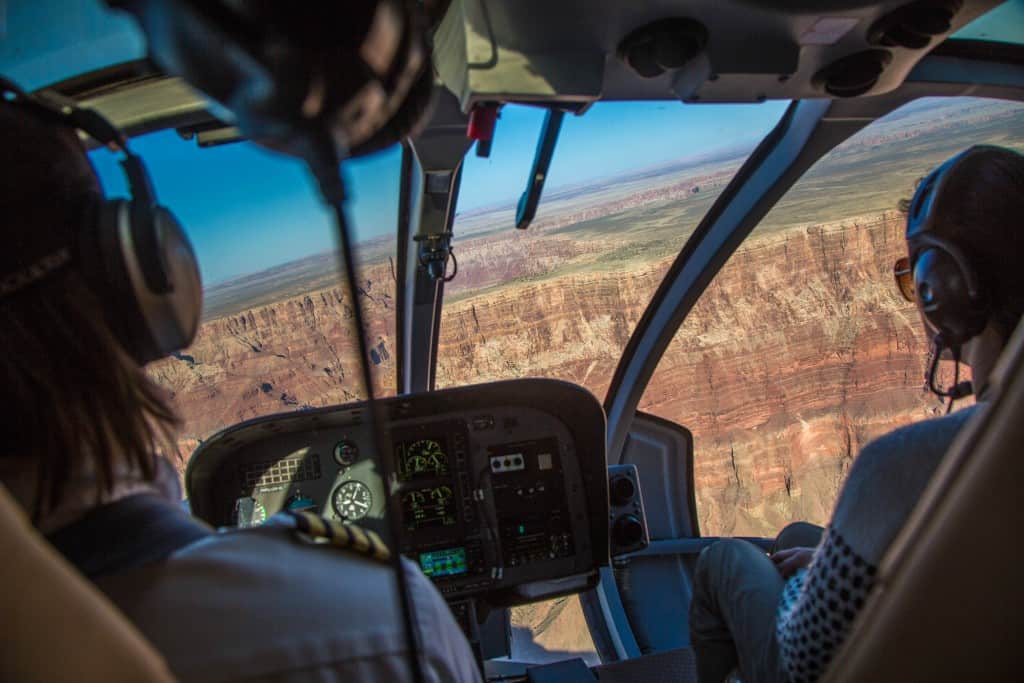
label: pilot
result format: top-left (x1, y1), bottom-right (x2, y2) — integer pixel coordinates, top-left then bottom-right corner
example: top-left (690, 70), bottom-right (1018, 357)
top-left (688, 145), bottom-right (1024, 683)
top-left (0, 96), bottom-right (481, 680)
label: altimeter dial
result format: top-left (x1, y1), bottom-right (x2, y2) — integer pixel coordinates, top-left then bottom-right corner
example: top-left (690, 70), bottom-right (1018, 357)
top-left (402, 439), bottom-right (448, 479)
top-left (332, 481), bottom-right (372, 521)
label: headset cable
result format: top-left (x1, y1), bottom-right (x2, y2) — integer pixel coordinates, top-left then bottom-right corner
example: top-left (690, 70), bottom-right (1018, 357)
top-left (306, 134), bottom-right (426, 683)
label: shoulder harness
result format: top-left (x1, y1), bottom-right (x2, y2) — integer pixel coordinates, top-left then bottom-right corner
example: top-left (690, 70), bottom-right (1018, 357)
top-left (285, 510), bottom-right (391, 562)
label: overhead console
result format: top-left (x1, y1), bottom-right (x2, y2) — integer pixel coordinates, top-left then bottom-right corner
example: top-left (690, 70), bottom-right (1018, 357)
top-left (432, 0), bottom-right (998, 107)
top-left (186, 379), bottom-right (609, 609)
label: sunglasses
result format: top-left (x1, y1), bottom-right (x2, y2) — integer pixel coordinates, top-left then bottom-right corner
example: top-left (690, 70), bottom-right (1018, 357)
top-left (894, 257), bottom-right (915, 302)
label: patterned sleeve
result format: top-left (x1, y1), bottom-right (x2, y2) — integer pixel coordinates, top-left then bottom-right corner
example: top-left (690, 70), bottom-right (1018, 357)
top-left (775, 527), bottom-right (878, 683)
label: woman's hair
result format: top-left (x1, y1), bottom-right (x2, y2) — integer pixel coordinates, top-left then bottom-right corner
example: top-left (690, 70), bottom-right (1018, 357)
top-left (0, 105), bottom-right (180, 520)
top-left (932, 145), bottom-right (1024, 341)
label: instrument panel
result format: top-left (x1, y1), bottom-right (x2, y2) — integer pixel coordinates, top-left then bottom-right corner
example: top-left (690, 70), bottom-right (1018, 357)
top-left (185, 379), bottom-right (610, 607)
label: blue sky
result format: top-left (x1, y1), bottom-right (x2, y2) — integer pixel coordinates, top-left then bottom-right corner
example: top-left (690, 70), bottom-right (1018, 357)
top-left (8, 0), bottom-right (1020, 284)
top-left (89, 100), bottom-right (787, 285)
top-left (89, 137), bottom-right (404, 285)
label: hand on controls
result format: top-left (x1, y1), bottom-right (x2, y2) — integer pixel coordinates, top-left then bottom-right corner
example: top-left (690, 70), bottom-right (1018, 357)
top-left (771, 547), bottom-right (814, 578)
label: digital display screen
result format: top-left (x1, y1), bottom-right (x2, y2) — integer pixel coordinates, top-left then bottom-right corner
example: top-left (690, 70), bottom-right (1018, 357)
top-left (401, 484), bottom-right (458, 530)
top-left (394, 437), bottom-right (450, 482)
top-left (419, 547), bottom-right (468, 578)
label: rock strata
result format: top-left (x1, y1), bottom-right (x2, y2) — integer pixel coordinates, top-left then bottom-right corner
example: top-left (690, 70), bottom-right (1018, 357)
top-left (148, 261), bottom-right (396, 453)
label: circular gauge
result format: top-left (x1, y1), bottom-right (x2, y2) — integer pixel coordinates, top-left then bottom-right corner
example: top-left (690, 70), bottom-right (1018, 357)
top-left (332, 481), bottom-right (373, 521)
top-left (285, 493), bottom-right (317, 512)
top-left (430, 485), bottom-right (453, 503)
top-left (333, 440), bottom-right (359, 467)
top-left (234, 497), bottom-right (267, 528)
top-left (403, 439), bottom-right (447, 478)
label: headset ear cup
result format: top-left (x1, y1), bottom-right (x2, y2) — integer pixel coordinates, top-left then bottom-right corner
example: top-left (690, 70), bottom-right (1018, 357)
top-left (87, 199), bottom-right (163, 363)
top-left (914, 247), bottom-right (987, 346)
top-left (153, 207), bottom-right (202, 353)
top-left (130, 200), bottom-right (173, 294)
top-left (127, 206), bottom-right (201, 363)
top-left (87, 201), bottom-right (201, 364)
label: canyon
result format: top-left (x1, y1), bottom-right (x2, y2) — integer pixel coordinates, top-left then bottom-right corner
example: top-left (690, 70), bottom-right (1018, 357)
top-left (155, 207), bottom-right (939, 536)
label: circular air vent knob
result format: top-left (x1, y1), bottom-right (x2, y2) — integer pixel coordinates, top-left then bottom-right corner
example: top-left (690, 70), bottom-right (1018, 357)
top-left (610, 475), bottom-right (636, 506)
top-left (626, 40), bottom-right (670, 79)
top-left (653, 29), bottom-right (703, 70)
top-left (619, 18), bottom-right (708, 79)
top-left (613, 515), bottom-right (645, 547)
top-left (883, 25), bottom-right (932, 50)
top-left (868, 0), bottom-right (962, 49)
top-left (814, 50), bottom-right (892, 97)
top-left (904, 5), bottom-right (957, 34)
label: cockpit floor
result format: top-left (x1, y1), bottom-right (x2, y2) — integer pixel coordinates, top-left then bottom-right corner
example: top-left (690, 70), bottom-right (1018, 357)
top-left (592, 647), bottom-right (696, 682)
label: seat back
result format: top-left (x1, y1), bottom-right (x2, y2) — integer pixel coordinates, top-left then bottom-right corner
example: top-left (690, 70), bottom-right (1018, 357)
top-left (0, 485), bottom-right (176, 682)
top-left (824, 319), bottom-right (1024, 680)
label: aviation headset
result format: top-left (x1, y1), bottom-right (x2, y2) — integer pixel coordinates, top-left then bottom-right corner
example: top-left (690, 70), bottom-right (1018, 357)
top-left (0, 76), bottom-right (202, 365)
top-left (109, 0), bottom-right (434, 161)
top-left (906, 146), bottom-right (992, 350)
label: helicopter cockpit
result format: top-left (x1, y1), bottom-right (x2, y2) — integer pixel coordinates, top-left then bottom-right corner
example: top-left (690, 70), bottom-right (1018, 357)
top-left (2, 0), bottom-right (1023, 681)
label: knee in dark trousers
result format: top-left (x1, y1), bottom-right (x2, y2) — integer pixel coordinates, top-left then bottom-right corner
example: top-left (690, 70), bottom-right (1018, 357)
top-left (691, 539), bottom-right (789, 683)
top-left (772, 521), bottom-right (824, 554)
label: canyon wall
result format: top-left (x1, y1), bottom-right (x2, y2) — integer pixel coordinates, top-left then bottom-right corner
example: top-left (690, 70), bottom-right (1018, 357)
top-left (155, 208), bottom-right (951, 540)
top-left (148, 261), bottom-right (396, 456)
top-left (435, 210), bottom-right (949, 537)
top-left (641, 211), bottom-right (951, 536)
top-left (437, 259), bottom-right (668, 395)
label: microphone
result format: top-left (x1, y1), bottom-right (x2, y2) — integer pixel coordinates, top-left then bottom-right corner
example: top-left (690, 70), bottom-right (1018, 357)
top-left (946, 380), bottom-right (974, 400)
top-left (925, 335), bottom-right (973, 412)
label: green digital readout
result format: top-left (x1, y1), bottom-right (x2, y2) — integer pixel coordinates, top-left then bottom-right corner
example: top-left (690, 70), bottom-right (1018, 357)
top-left (419, 547), bottom-right (468, 578)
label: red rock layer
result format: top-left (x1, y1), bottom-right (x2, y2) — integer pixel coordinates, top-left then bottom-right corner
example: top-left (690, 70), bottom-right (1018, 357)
top-left (640, 211), bottom-right (957, 535)
top-left (147, 261), bottom-right (396, 452)
top-left (154, 209), bottom-right (956, 540)
top-left (438, 210), bottom-right (957, 537)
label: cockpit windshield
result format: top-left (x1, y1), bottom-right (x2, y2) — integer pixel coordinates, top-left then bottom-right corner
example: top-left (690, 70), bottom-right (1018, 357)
top-left (437, 101), bottom-right (787, 399)
top-left (86, 101), bottom-right (788, 466)
top-left (91, 100), bottom-right (787, 666)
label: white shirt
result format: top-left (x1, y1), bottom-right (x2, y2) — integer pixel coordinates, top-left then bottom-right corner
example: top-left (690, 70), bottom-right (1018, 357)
top-left (95, 519), bottom-right (482, 683)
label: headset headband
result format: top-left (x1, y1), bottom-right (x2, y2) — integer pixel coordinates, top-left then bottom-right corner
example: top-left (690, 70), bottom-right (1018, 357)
top-left (905, 147), bottom-right (984, 299)
top-left (0, 77), bottom-right (155, 202)
top-left (0, 75), bottom-right (159, 297)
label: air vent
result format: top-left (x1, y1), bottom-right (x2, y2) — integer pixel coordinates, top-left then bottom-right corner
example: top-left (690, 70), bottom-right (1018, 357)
top-left (619, 18), bottom-right (708, 79)
top-left (869, 0), bottom-right (963, 49)
top-left (608, 464), bottom-right (650, 558)
top-left (814, 49), bottom-right (892, 97)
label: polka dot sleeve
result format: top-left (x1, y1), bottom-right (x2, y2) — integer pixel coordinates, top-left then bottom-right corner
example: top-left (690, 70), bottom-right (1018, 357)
top-left (775, 527), bottom-right (877, 683)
